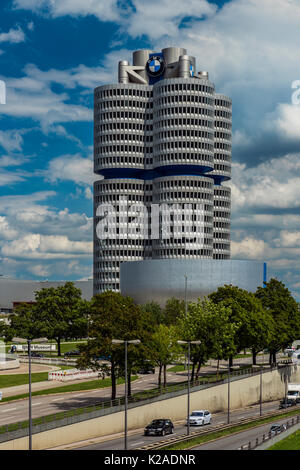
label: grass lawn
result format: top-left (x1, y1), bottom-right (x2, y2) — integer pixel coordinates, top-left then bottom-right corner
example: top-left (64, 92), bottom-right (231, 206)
top-left (0, 365), bottom-right (75, 389)
top-left (0, 375), bottom-right (138, 403)
top-left (268, 429), bottom-right (300, 450)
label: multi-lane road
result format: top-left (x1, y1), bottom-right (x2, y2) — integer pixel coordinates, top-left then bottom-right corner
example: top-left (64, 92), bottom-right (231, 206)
top-left (0, 370), bottom-right (186, 426)
top-left (50, 399), bottom-right (292, 450)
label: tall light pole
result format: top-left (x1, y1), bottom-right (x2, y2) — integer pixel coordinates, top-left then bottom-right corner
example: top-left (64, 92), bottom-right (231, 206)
top-left (178, 340), bottom-right (201, 435)
top-left (27, 339), bottom-right (32, 450)
top-left (227, 362), bottom-right (230, 424)
top-left (112, 339), bottom-right (141, 450)
top-left (260, 365), bottom-right (263, 417)
top-left (184, 274), bottom-right (188, 370)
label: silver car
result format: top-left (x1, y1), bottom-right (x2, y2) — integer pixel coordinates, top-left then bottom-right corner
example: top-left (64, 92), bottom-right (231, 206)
top-left (187, 410), bottom-right (211, 426)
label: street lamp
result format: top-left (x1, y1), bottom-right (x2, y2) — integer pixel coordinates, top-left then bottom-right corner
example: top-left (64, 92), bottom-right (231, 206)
top-left (112, 339), bottom-right (141, 450)
top-left (177, 340), bottom-right (201, 435)
top-left (14, 336), bottom-right (47, 450)
top-left (184, 275), bottom-right (188, 370)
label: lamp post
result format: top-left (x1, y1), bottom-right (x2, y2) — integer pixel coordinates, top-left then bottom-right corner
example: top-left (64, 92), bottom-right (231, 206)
top-left (227, 362), bottom-right (230, 424)
top-left (27, 339), bottom-right (32, 450)
top-left (14, 336), bottom-right (48, 450)
top-left (177, 340), bottom-right (201, 435)
top-left (112, 339), bottom-right (141, 450)
top-left (260, 365), bottom-right (263, 417)
top-left (184, 275), bottom-right (188, 370)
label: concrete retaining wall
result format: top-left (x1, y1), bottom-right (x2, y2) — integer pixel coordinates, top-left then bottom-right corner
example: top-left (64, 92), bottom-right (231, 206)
top-left (1, 365), bottom-right (299, 450)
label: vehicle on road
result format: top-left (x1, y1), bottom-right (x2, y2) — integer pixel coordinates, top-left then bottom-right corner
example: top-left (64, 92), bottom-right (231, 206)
top-left (137, 363), bottom-right (155, 374)
top-left (64, 349), bottom-right (80, 357)
top-left (287, 384), bottom-right (300, 402)
top-left (269, 423), bottom-right (287, 435)
top-left (186, 410), bottom-right (211, 426)
top-left (284, 346), bottom-right (295, 355)
top-left (279, 398), bottom-right (296, 409)
top-left (29, 351), bottom-right (44, 358)
top-left (144, 419), bottom-right (174, 436)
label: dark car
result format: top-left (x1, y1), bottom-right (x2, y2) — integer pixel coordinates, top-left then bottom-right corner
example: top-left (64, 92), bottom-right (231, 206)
top-left (279, 398), bottom-right (296, 409)
top-left (29, 351), bottom-right (44, 358)
top-left (144, 419), bottom-right (174, 436)
top-left (64, 349), bottom-right (80, 357)
top-left (138, 363), bottom-right (155, 374)
top-left (269, 423), bottom-right (287, 435)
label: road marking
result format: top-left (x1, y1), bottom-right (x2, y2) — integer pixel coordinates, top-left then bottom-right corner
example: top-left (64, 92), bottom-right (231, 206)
top-left (32, 402), bottom-right (42, 406)
top-left (51, 398), bottom-right (66, 402)
top-left (131, 441), bottom-right (144, 446)
top-left (1, 408), bottom-right (17, 413)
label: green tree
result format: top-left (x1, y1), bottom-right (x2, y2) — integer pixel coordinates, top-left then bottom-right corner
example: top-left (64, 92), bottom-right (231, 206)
top-left (209, 285), bottom-right (260, 367)
top-left (164, 297), bottom-right (185, 326)
top-left (176, 298), bottom-right (235, 380)
top-left (34, 282), bottom-right (88, 356)
top-left (151, 324), bottom-right (180, 388)
top-left (140, 301), bottom-right (164, 326)
top-left (8, 303), bottom-right (44, 342)
top-left (77, 291), bottom-right (152, 399)
top-left (256, 278), bottom-right (300, 364)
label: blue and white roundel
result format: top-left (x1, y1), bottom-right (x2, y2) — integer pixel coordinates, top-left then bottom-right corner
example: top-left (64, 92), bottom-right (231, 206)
top-left (146, 55), bottom-right (165, 77)
top-left (149, 59), bottom-right (161, 73)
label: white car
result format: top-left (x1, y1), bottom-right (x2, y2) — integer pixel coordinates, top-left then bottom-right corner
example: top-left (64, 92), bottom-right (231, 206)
top-left (187, 410), bottom-right (211, 426)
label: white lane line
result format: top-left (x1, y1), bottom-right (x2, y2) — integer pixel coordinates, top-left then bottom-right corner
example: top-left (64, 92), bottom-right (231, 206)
top-left (1, 408), bottom-right (17, 413)
top-left (131, 441), bottom-right (144, 446)
top-left (32, 402), bottom-right (42, 406)
top-left (51, 398), bottom-right (66, 402)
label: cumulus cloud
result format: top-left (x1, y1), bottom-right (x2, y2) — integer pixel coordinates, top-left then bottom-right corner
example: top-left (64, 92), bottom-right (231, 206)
top-left (42, 153), bottom-right (95, 186)
top-left (13, 0), bottom-right (126, 22)
top-left (0, 26), bottom-right (25, 44)
top-left (230, 153), bottom-right (300, 211)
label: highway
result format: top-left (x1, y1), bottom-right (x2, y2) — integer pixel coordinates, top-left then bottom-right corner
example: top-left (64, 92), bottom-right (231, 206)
top-left (0, 370), bottom-right (186, 426)
top-left (53, 399), bottom-right (293, 450)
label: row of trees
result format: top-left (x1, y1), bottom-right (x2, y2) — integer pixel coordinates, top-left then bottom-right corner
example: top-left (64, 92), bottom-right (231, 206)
top-left (0, 279), bottom-right (299, 399)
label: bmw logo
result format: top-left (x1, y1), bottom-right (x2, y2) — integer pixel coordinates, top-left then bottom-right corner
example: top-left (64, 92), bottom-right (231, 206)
top-left (146, 56), bottom-right (165, 77)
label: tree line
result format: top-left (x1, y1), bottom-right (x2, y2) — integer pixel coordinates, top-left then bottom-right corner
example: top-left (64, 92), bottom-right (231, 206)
top-left (0, 278), bottom-right (299, 399)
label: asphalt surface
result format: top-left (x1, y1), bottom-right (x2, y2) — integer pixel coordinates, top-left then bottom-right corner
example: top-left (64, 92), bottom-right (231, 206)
top-left (0, 371), bottom-right (186, 425)
top-left (54, 399), bottom-right (293, 450)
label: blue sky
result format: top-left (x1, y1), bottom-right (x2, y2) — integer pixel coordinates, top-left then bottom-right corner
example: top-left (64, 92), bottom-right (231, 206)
top-left (0, 0), bottom-right (300, 301)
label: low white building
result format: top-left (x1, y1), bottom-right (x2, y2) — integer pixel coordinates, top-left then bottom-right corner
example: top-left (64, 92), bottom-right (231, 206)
top-left (0, 278), bottom-right (93, 315)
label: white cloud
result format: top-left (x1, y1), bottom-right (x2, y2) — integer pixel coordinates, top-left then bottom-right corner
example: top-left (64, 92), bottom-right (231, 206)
top-left (230, 153), bottom-right (300, 211)
top-left (42, 153), bottom-right (95, 186)
top-left (0, 129), bottom-right (26, 152)
top-left (13, 0), bottom-right (125, 22)
top-left (1, 234), bottom-right (92, 259)
top-left (0, 26), bottom-right (25, 44)
top-left (123, 0), bottom-right (215, 39)
top-left (269, 103), bottom-right (300, 141)
top-left (231, 237), bottom-right (268, 260)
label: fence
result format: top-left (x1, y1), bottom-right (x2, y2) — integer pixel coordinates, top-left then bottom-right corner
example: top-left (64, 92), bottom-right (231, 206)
top-left (240, 415), bottom-right (300, 450)
top-left (48, 369), bottom-right (100, 382)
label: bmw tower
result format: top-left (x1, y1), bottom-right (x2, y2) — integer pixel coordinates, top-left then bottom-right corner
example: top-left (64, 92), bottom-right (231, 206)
top-left (94, 47), bottom-right (264, 303)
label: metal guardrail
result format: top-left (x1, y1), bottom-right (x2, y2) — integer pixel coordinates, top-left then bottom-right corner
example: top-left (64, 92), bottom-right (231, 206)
top-left (239, 415), bottom-right (300, 450)
top-left (19, 356), bottom-right (77, 366)
top-left (0, 363), bottom-right (287, 443)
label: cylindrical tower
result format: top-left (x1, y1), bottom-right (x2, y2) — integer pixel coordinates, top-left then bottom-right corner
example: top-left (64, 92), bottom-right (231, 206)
top-left (211, 94), bottom-right (232, 259)
top-left (93, 47), bottom-right (232, 296)
top-left (94, 83), bottom-right (153, 293)
top-left (152, 77), bottom-right (215, 260)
